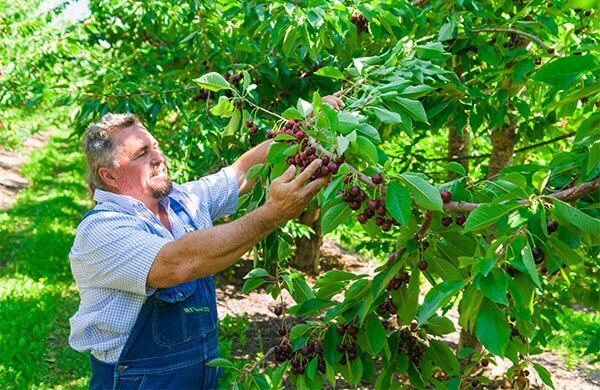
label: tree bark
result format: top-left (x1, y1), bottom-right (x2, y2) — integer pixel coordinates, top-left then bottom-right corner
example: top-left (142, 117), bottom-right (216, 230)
top-left (293, 207), bottom-right (322, 275)
top-left (447, 125), bottom-right (470, 180)
top-left (488, 122), bottom-right (518, 179)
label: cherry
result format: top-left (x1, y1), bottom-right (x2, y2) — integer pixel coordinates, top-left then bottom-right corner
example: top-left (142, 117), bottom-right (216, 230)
top-left (524, 369), bottom-right (530, 376)
top-left (420, 241), bottom-right (430, 251)
top-left (371, 172), bottom-right (384, 185)
top-left (336, 325), bottom-right (346, 335)
top-left (547, 220), bottom-right (558, 234)
top-left (364, 208), bottom-right (374, 218)
top-left (274, 306), bottom-right (283, 316)
top-left (300, 346), bottom-right (309, 355)
top-left (400, 272), bottom-right (410, 283)
top-left (349, 201), bottom-right (361, 211)
top-left (418, 260), bottom-right (428, 271)
top-left (348, 351), bottom-right (357, 360)
top-left (358, 213), bottom-right (368, 224)
top-left (328, 162), bottom-right (339, 174)
top-left (410, 322), bottom-right (418, 332)
top-left (291, 357), bottom-right (300, 367)
top-left (278, 327), bottom-right (288, 336)
top-left (249, 125), bottom-right (258, 135)
top-left (532, 247), bottom-right (544, 262)
top-left (367, 199), bottom-right (379, 211)
top-left (347, 325), bottom-right (358, 336)
top-left (245, 119), bottom-right (254, 128)
top-left (440, 190), bottom-right (452, 203)
top-left (339, 356), bottom-right (347, 365)
top-left (234, 99), bottom-right (243, 109)
top-left (471, 379), bottom-right (479, 388)
top-left (377, 206), bottom-right (387, 216)
top-left (297, 365), bottom-right (305, 375)
top-left (381, 220), bottom-right (392, 231)
top-left (349, 186), bottom-right (361, 197)
top-left (441, 216), bottom-right (453, 227)
top-left (337, 344), bottom-right (345, 352)
top-left (456, 214), bottom-right (466, 226)
top-left (480, 358), bottom-right (489, 367)
top-left (375, 216), bottom-right (384, 226)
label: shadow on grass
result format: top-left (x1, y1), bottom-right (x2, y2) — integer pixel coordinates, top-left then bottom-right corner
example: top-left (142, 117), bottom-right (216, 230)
top-left (0, 133), bottom-right (91, 388)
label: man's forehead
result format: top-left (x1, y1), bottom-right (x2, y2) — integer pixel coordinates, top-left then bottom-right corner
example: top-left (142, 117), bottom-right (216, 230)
top-left (116, 124), bottom-right (156, 147)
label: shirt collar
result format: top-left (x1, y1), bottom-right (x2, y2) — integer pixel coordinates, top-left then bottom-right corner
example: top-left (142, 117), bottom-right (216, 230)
top-left (93, 188), bottom-right (172, 215)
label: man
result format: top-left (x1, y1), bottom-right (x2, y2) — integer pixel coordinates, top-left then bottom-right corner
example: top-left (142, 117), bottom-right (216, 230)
top-left (69, 96), bottom-right (343, 389)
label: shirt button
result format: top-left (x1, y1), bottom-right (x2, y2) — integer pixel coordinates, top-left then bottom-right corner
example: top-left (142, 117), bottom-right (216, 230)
top-left (178, 292), bottom-right (184, 297)
top-left (117, 365), bottom-right (126, 371)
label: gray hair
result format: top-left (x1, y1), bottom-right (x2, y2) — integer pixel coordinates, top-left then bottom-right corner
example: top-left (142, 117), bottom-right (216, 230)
top-left (83, 113), bottom-right (140, 193)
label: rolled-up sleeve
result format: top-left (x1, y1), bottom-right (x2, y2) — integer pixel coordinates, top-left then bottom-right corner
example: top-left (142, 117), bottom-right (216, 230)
top-left (70, 212), bottom-right (169, 296)
top-left (181, 166), bottom-right (239, 221)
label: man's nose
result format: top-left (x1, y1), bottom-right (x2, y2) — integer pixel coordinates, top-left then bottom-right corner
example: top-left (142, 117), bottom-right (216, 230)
top-left (151, 149), bottom-right (166, 164)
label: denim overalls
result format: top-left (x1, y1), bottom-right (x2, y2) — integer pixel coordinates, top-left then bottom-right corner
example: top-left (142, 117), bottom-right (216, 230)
top-left (86, 200), bottom-right (222, 389)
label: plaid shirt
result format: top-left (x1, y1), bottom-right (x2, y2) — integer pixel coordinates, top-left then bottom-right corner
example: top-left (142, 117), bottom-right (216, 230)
top-left (68, 167), bottom-right (238, 363)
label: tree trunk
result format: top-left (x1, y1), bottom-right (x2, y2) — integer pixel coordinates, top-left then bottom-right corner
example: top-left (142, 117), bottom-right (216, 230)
top-left (488, 122), bottom-right (518, 179)
top-left (293, 208), bottom-right (322, 275)
top-left (457, 117), bottom-right (519, 369)
top-left (447, 125), bottom-right (470, 180)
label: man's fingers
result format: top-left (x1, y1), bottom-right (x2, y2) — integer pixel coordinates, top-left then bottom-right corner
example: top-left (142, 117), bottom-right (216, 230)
top-left (277, 164), bottom-right (297, 183)
top-left (294, 158), bottom-right (322, 185)
top-left (303, 176), bottom-right (328, 196)
top-left (333, 90), bottom-right (343, 97)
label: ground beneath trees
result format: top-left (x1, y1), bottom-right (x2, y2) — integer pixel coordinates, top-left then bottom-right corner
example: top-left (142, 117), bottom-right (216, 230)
top-left (0, 130), bottom-right (51, 210)
top-left (214, 240), bottom-right (600, 389)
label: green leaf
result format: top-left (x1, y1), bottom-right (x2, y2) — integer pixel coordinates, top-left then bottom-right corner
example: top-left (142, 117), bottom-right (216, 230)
top-left (399, 173), bottom-right (443, 211)
top-left (210, 96), bottom-right (234, 117)
top-left (371, 107), bottom-right (403, 124)
top-left (321, 202), bottom-right (353, 234)
top-left (475, 299), bottom-right (511, 356)
top-left (180, 31), bottom-right (198, 43)
top-left (356, 123), bottom-right (381, 143)
top-left (194, 72), bottom-right (232, 92)
top-left (446, 161), bottom-right (466, 176)
top-left (417, 280), bottom-right (464, 325)
top-left (429, 340), bottom-right (460, 374)
top-left (522, 243), bottom-right (542, 288)
top-left (246, 164), bottom-right (265, 180)
top-left (394, 97), bottom-right (428, 123)
top-left (463, 203), bottom-right (516, 233)
top-left (281, 107), bottom-right (304, 120)
top-left (459, 286), bottom-right (484, 333)
top-left (366, 315), bottom-right (387, 355)
top-left (394, 269), bottom-right (420, 325)
top-left (533, 363), bottom-right (555, 389)
top-left (241, 277), bottom-right (265, 294)
top-left (532, 55), bottom-right (600, 88)
top-left (206, 358), bottom-right (234, 368)
top-left (552, 198), bottom-right (600, 234)
top-left (385, 182), bottom-right (412, 226)
top-left (286, 299), bottom-right (335, 316)
top-left (315, 270), bottom-right (359, 287)
top-left (244, 268), bottom-right (269, 279)
top-left (475, 268), bottom-right (508, 305)
top-left (356, 136), bottom-right (378, 163)
top-left (224, 110), bottom-right (241, 136)
top-left (399, 85), bottom-right (436, 99)
top-left (314, 66), bottom-right (344, 80)
top-left (425, 315), bottom-right (456, 336)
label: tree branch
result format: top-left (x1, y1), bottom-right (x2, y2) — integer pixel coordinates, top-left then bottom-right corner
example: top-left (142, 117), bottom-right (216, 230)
top-left (237, 347), bottom-right (276, 385)
top-left (471, 28), bottom-right (561, 57)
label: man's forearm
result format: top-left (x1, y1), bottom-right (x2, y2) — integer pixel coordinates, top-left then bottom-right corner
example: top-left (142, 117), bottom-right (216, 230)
top-left (231, 139), bottom-right (273, 194)
top-left (148, 205), bottom-right (281, 288)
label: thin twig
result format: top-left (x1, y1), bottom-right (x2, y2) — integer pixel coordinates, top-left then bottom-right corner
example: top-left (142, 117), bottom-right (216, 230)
top-left (236, 347), bottom-right (276, 385)
top-left (387, 212), bottom-right (434, 264)
top-left (471, 28), bottom-right (562, 57)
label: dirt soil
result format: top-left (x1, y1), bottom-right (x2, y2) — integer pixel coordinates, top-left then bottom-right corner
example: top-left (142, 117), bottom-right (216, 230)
top-left (214, 240), bottom-right (600, 389)
top-left (3, 131), bottom-right (599, 389)
top-left (0, 130), bottom-right (51, 210)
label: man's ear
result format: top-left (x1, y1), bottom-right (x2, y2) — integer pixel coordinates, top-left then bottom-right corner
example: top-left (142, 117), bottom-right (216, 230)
top-left (98, 167), bottom-right (118, 188)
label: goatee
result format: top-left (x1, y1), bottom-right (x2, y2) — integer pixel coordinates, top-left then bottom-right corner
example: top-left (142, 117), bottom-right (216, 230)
top-left (152, 181), bottom-right (173, 199)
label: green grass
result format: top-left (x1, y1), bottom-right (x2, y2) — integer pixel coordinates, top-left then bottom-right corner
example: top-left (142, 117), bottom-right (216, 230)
top-left (0, 126), bottom-right (91, 389)
top-left (545, 308), bottom-right (600, 368)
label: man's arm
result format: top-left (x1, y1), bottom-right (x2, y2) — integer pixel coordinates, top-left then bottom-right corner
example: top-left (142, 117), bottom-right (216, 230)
top-left (230, 139), bottom-right (272, 195)
top-left (147, 159), bottom-right (327, 288)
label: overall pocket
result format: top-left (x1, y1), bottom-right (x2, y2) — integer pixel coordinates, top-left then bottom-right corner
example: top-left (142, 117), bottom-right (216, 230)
top-left (152, 280), bottom-right (216, 347)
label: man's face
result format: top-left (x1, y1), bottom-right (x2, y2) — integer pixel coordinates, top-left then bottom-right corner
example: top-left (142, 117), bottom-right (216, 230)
top-left (109, 123), bottom-right (172, 201)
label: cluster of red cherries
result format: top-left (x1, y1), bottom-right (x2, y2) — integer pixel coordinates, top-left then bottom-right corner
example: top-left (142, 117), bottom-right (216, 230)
top-left (398, 325), bottom-right (426, 366)
top-left (274, 337), bottom-right (326, 375)
top-left (351, 13), bottom-right (369, 33)
top-left (267, 119), bottom-right (345, 180)
top-left (341, 174), bottom-right (400, 231)
top-left (335, 323), bottom-right (360, 365)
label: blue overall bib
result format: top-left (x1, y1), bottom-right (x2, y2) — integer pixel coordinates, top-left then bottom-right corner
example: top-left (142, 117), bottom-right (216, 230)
top-left (85, 201), bottom-right (222, 389)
